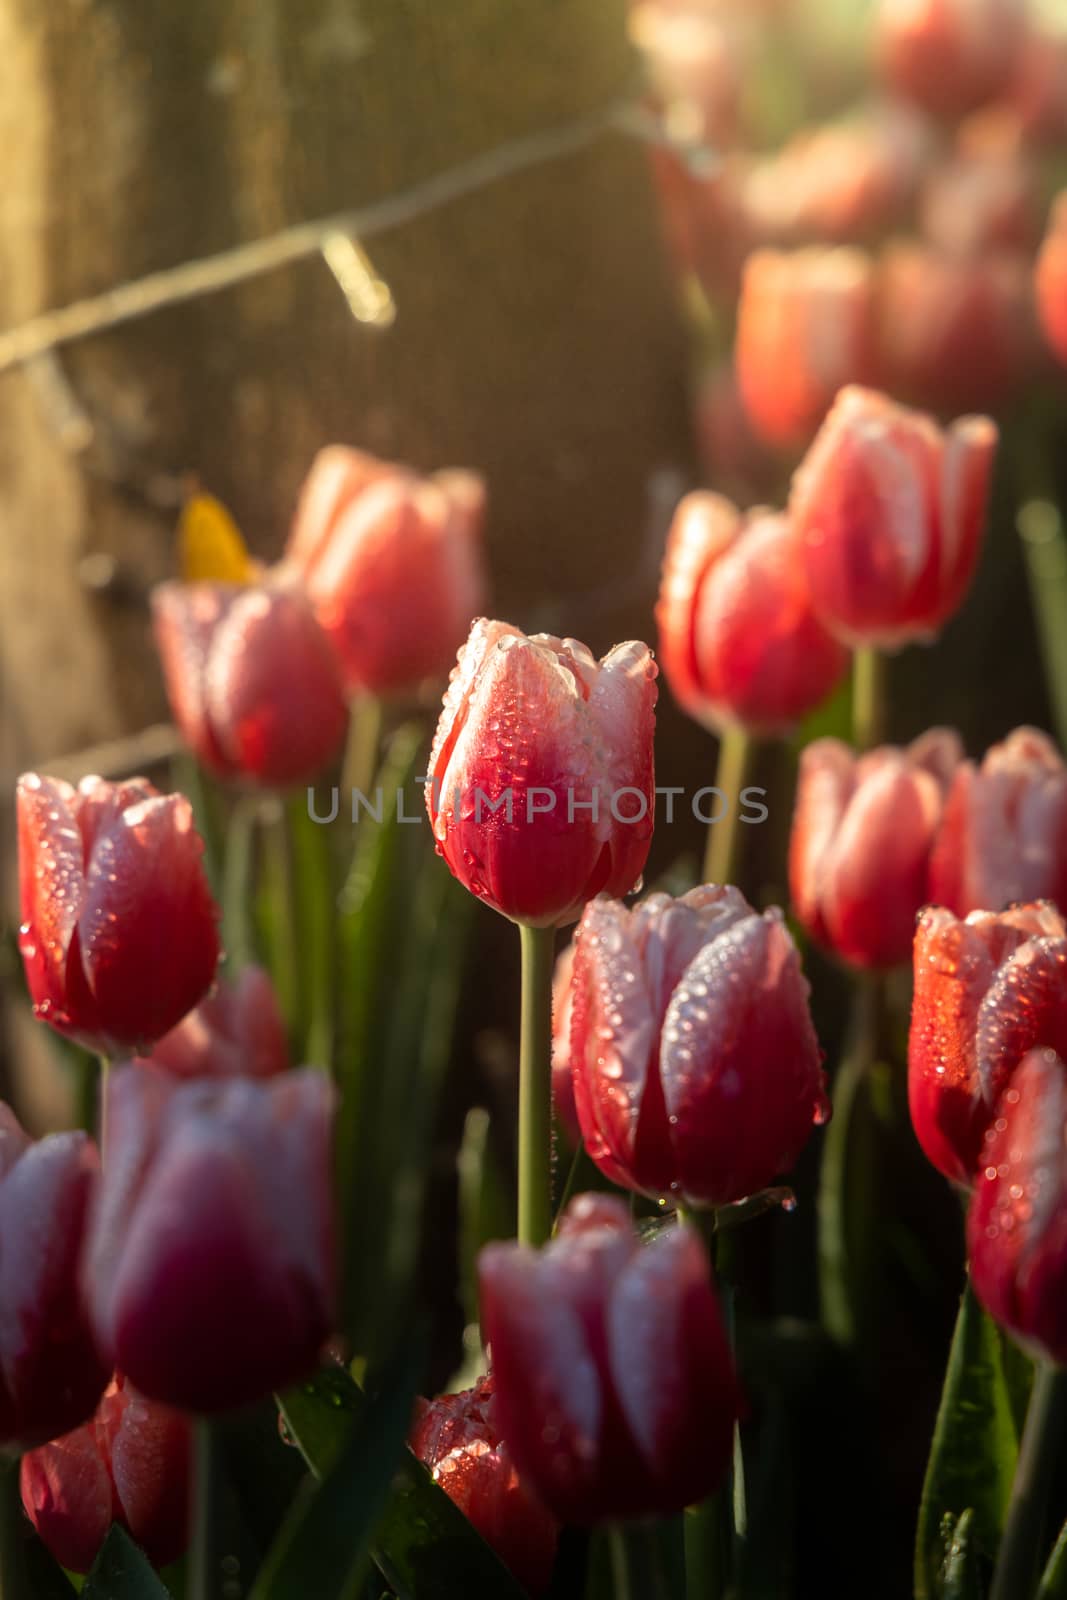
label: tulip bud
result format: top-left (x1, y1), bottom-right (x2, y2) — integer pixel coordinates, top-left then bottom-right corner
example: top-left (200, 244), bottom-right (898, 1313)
top-left (284, 447), bottom-right (488, 698)
top-left (425, 619), bottom-right (657, 928)
top-left (410, 1374), bottom-right (558, 1595)
top-left (1037, 194), bottom-right (1067, 368)
top-left (928, 727), bottom-right (1067, 917)
top-left (21, 1374), bottom-right (190, 1573)
top-left (17, 773), bottom-right (220, 1056)
top-left (790, 386), bottom-right (997, 650)
top-left (569, 887), bottom-right (827, 1206)
top-left (967, 1048), bottom-right (1067, 1363)
top-left (140, 965), bottom-right (290, 1081)
top-left (875, 0), bottom-right (1027, 120)
top-left (656, 493), bottom-right (848, 736)
top-left (478, 1194), bottom-right (740, 1523)
top-left (908, 902), bottom-right (1067, 1186)
top-left (0, 1109), bottom-right (108, 1450)
top-left (876, 245), bottom-right (1033, 415)
top-left (152, 576), bottom-right (348, 787)
top-left (789, 730), bottom-right (962, 970)
top-left (550, 943), bottom-right (580, 1146)
top-left (85, 1066), bottom-right (336, 1412)
top-left (735, 247), bottom-right (878, 451)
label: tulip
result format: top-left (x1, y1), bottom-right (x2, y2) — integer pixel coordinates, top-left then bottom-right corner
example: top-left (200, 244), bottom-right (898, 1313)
top-left (550, 943), bottom-right (580, 1145)
top-left (425, 619), bottom-right (657, 929)
top-left (1008, 30), bottom-right (1067, 148)
top-left (284, 446), bottom-right (487, 698)
top-left (21, 1374), bottom-right (191, 1573)
top-left (875, 0), bottom-right (1027, 120)
top-left (152, 575), bottom-right (348, 787)
top-left (478, 1193), bottom-right (740, 1523)
top-left (928, 727), bottom-right (1067, 917)
top-left (656, 492), bottom-right (848, 736)
top-left (790, 386), bottom-right (998, 650)
top-left (1036, 193), bottom-right (1067, 368)
top-left (140, 964), bottom-right (290, 1081)
top-left (569, 886), bottom-right (827, 1206)
top-left (789, 729), bottom-right (962, 970)
top-left (876, 245), bottom-right (1033, 415)
top-left (410, 1374), bottom-right (558, 1595)
top-left (85, 1066), bottom-right (336, 1412)
top-left (649, 148), bottom-right (753, 303)
top-left (967, 1047), bottom-right (1067, 1364)
top-left (17, 773), bottom-right (220, 1056)
top-left (735, 247), bottom-right (878, 451)
top-left (908, 902), bottom-right (1067, 1186)
top-left (0, 1107), bottom-right (108, 1451)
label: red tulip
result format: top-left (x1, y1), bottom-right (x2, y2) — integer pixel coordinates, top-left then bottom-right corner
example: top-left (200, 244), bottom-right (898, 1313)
top-left (1036, 194), bottom-right (1067, 368)
top-left (152, 576), bottom-right (348, 787)
top-left (875, 0), bottom-right (1027, 120)
top-left (285, 446), bottom-right (487, 697)
top-left (908, 902), bottom-right (1067, 1186)
top-left (876, 245), bottom-right (1033, 415)
top-left (569, 887), bottom-right (827, 1206)
top-left (425, 619), bottom-right (657, 928)
top-left (735, 247), bottom-right (878, 451)
top-left (789, 730), bottom-right (962, 970)
top-left (85, 1066), bottom-right (336, 1412)
top-left (928, 727), bottom-right (1067, 917)
top-left (410, 1374), bottom-right (558, 1595)
top-left (551, 943), bottom-right (580, 1145)
top-left (790, 386), bottom-right (997, 649)
top-left (0, 1107), bottom-right (108, 1450)
top-left (21, 1374), bottom-right (190, 1574)
top-left (17, 774), bottom-right (220, 1056)
top-left (656, 492), bottom-right (848, 735)
top-left (967, 1048), bottom-right (1067, 1363)
top-left (478, 1193), bottom-right (740, 1523)
top-left (140, 965), bottom-right (290, 1081)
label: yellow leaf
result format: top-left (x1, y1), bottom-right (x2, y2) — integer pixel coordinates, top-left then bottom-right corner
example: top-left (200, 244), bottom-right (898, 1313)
top-left (178, 494), bottom-right (256, 585)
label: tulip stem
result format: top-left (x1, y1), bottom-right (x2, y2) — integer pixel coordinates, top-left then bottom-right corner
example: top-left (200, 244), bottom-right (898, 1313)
top-left (678, 1207), bottom-right (736, 1600)
top-left (990, 1361), bottom-right (1067, 1600)
top-left (702, 725), bottom-right (754, 888)
top-left (609, 1522), bottom-right (668, 1600)
top-left (852, 648), bottom-right (887, 752)
top-left (221, 793), bottom-right (259, 973)
top-left (0, 1456), bottom-right (29, 1600)
top-left (190, 1419), bottom-right (226, 1600)
top-left (97, 1055), bottom-right (110, 1156)
top-left (517, 923), bottom-right (556, 1248)
top-left (342, 692), bottom-right (384, 808)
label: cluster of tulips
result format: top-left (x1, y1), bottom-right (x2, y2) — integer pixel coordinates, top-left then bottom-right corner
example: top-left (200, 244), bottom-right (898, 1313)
top-left (5, 1), bottom-right (1067, 1597)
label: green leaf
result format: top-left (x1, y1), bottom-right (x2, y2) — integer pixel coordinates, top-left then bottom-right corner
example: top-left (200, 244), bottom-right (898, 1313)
top-left (915, 1283), bottom-right (1022, 1599)
top-left (1037, 1516), bottom-right (1067, 1600)
top-left (253, 1349), bottom-right (419, 1600)
top-left (287, 793), bottom-right (337, 1068)
top-left (816, 993), bottom-right (880, 1348)
top-left (83, 1526), bottom-right (171, 1599)
top-left (278, 1366), bottom-right (528, 1599)
top-left (457, 1107), bottom-right (515, 1331)
top-left (940, 1510), bottom-right (985, 1600)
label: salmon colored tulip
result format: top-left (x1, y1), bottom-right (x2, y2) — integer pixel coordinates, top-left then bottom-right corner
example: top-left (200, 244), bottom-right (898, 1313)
top-left (569, 886), bottom-right (827, 1206)
top-left (17, 774), bottom-right (220, 1056)
top-left (656, 492), bottom-right (848, 735)
top-left (479, 1194), bottom-right (740, 1523)
top-left (285, 446), bottom-right (487, 698)
top-left (0, 1107), bottom-right (107, 1451)
top-left (875, 0), bottom-right (1027, 119)
top-left (152, 576), bottom-right (348, 787)
top-left (410, 1374), bottom-right (558, 1595)
top-left (85, 1067), bottom-right (336, 1413)
top-left (21, 1375), bottom-right (190, 1573)
top-left (929, 727), bottom-right (1067, 917)
top-left (789, 730), bottom-right (962, 969)
top-left (140, 965), bottom-right (290, 1081)
top-left (1036, 193), bottom-right (1067, 367)
top-left (790, 386), bottom-right (997, 649)
top-left (425, 619), bottom-right (657, 928)
top-left (908, 902), bottom-right (1067, 1186)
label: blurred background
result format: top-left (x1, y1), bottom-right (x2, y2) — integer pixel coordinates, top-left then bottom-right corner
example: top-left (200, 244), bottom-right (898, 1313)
top-left (2, 0), bottom-right (1067, 1591)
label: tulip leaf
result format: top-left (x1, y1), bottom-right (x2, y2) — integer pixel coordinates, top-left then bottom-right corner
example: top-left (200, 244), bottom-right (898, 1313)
top-left (278, 1366), bottom-right (528, 1598)
top-left (940, 1510), bottom-right (985, 1600)
top-left (286, 792), bottom-right (337, 1068)
top-left (914, 1283), bottom-right (1021, 1599)
top-left (458, 1105), bottom-right (515, 1331)
top-left (1037, 1516), bottom-right (1067, 1600)
top-left (83, 1526), bottom-right (172, 1599)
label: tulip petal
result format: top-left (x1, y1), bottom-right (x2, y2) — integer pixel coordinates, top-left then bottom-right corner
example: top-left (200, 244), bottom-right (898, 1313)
top-left (16, 774), bottom-right (93, 1034)
top-left (151, 583), bottom-right (234, 775)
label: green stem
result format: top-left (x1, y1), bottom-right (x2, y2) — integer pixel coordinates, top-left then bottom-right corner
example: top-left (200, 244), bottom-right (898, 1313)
top-left (0, 1455), bottom-right (29, 1599)
top-left (1018, 500), bottom-right (1067, 754)
top-left (817, 977), bottom-right (880, 1347)
top-left (677, 1207), bottom-right (734, 1600)
top-left (342, 693), bottom-right (384, 810)
top-left (72, 1053), bottom-right (99, 1138)
top-left (221, 793), bottom-right (259, 973)
top-left (991, 1362), bottom-right (1067, 1600)
top-left (609, 1523), bottom-right (667, 1600)
top-left (97, 1055), bottom-right (110, 1157)
top-left (1037, 1515), bottom-right (1067, 1600)
top-left (517, 923), bottom-right (555, 1247)
top-left (261, 799), bottom-right (299, 1028)
top-left (702, 724), bottom-right (754, 887)
top-left (852, 647), bottom-right (887, 752)
top-left (189, 1418), bottom-right (225, 1600)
